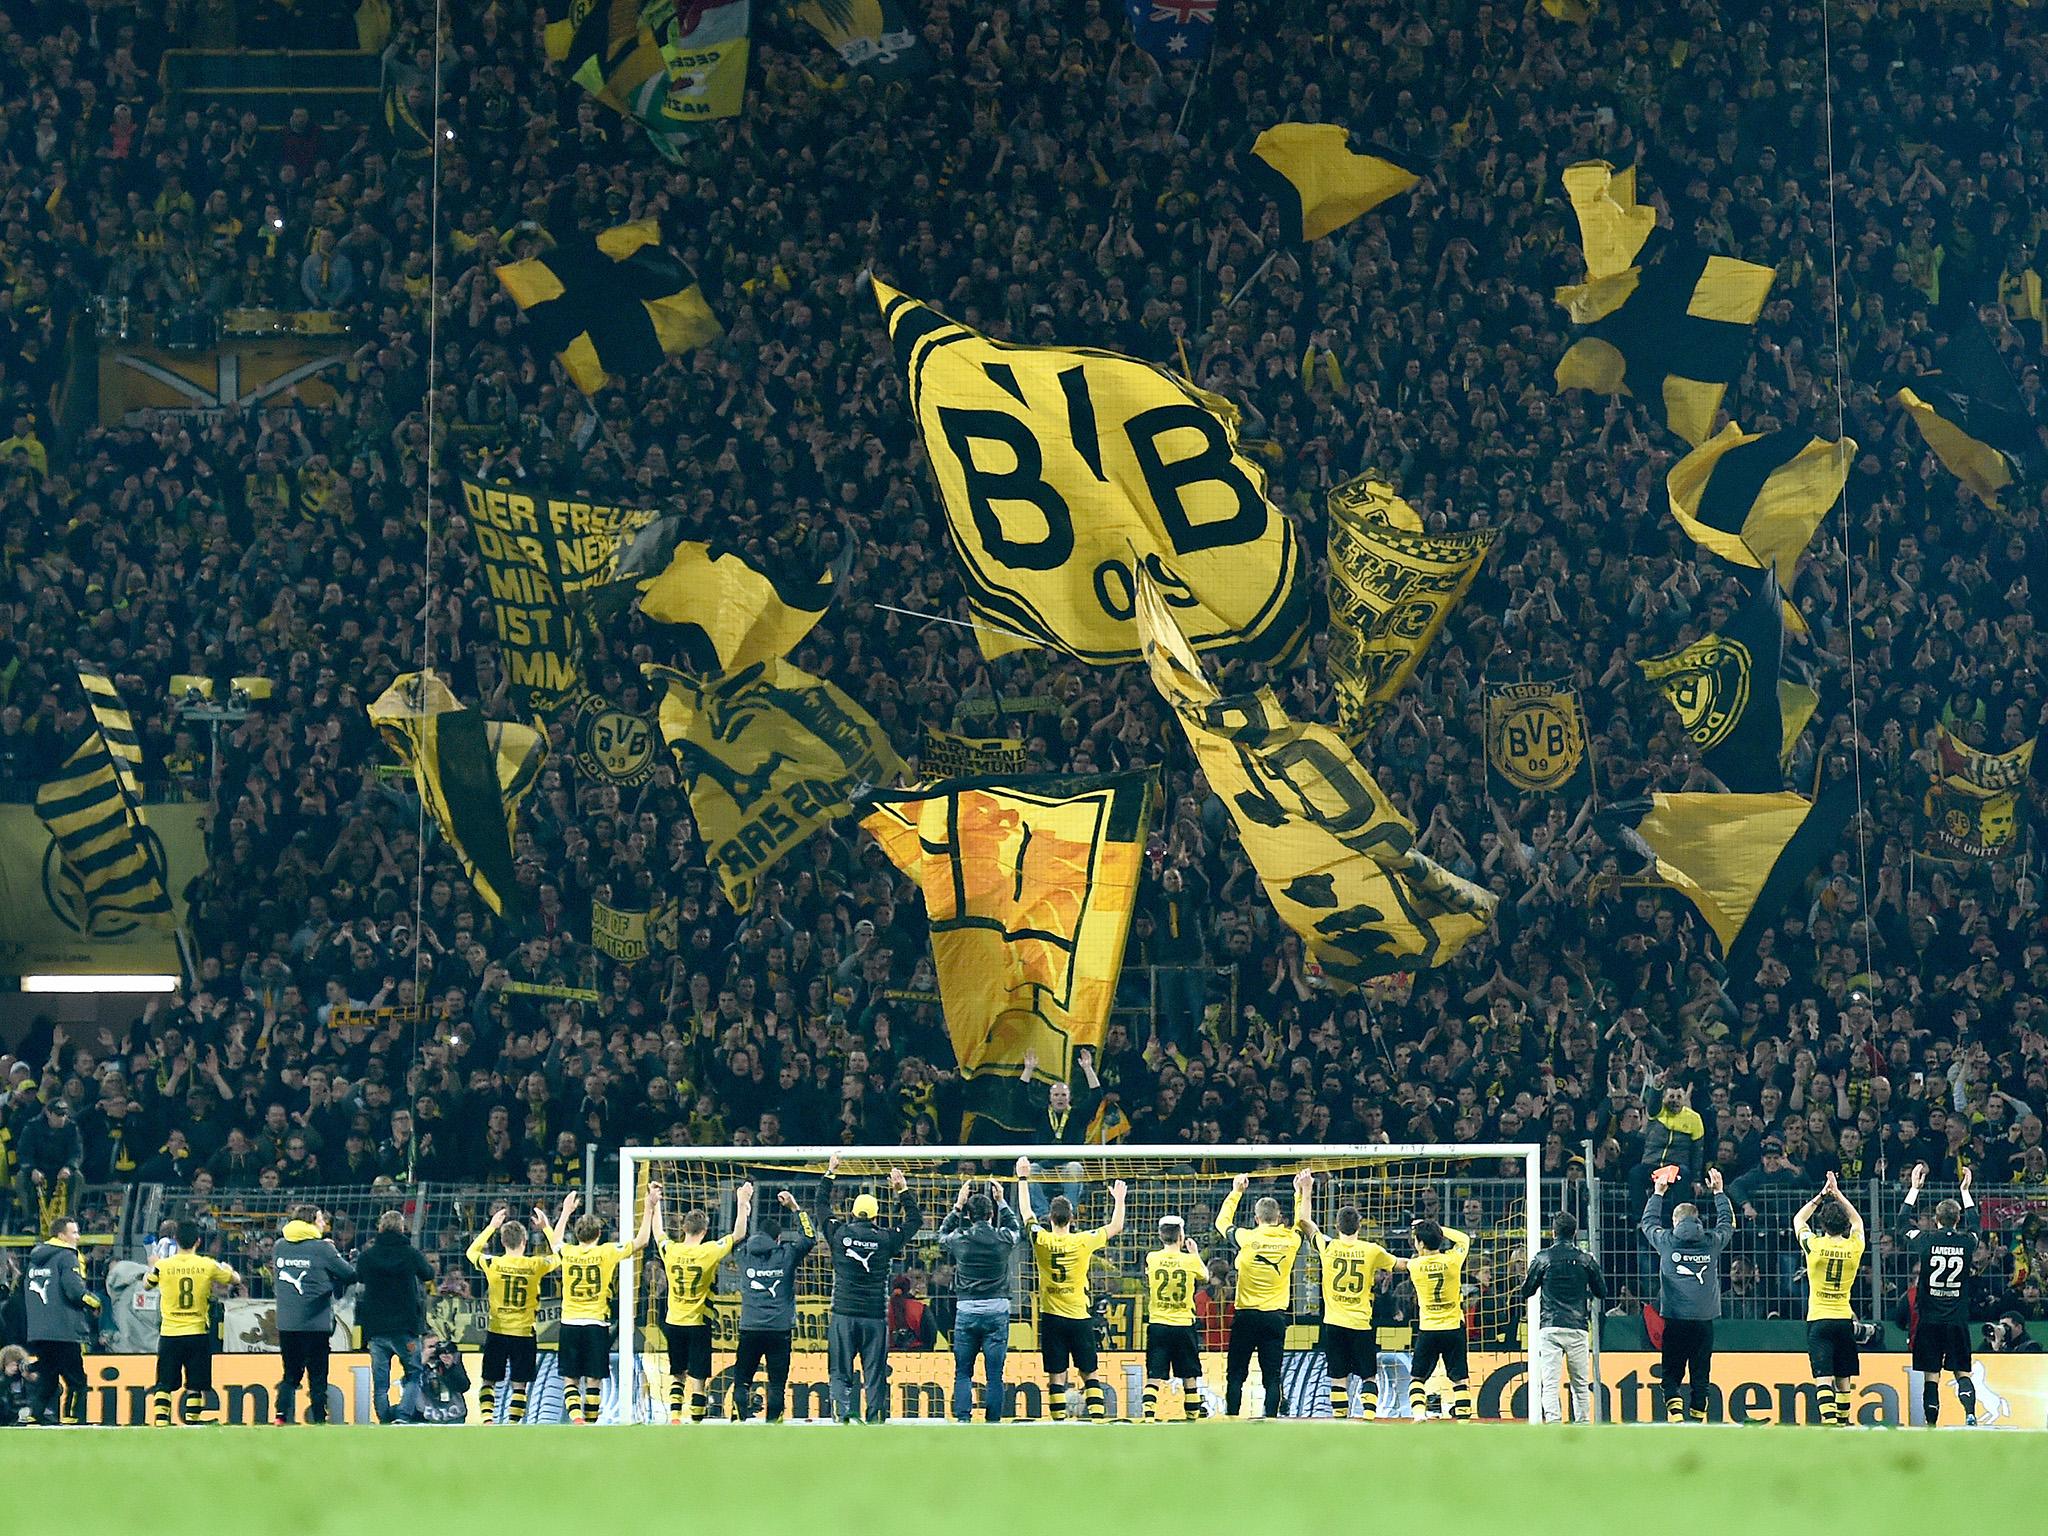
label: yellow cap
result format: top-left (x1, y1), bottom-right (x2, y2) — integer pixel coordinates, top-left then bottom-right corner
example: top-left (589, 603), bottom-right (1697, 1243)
top-left (852, 1193), bottom-right (879, 1219)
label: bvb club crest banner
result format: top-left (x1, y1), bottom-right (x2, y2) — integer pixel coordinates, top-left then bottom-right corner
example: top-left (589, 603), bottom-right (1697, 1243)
top-left (920, 727), bottom-right (1029, 778)
top-left (1325, 476), bottom-right (1496, 738)
top-left (861, 772), bottom-right (1151, 1082)
top-left (1924, 726), bottom-right (2036, 860)
top-left (873, 279), bottom-right (1309, 668)
top-left (0, 801), bottom-right (207, 975)
top-left (646, 659), bottom-right (905, 912)
top-left (1484, 679), bottom-right (1591, 798)
top-left (459, 475), bottom-right (665, 709)
top-left (570, 694), bottom-right (660, 787)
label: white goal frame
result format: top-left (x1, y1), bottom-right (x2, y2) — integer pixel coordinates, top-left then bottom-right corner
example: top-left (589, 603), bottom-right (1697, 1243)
top-left (617, 1142), bottom-right (1543, 1418)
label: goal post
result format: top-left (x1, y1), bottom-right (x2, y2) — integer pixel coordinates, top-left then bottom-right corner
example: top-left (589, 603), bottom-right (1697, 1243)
top-left (617, 1143), bottom-right (1542, 1423)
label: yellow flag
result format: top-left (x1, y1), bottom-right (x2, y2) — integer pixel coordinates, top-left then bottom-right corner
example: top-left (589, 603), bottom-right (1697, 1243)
top-left (1894, 387), bottom-right (2013, 508)
top-left (1665, 423), bottom-right (1854, 573)
top-left (1135, 571), bottom-right (1494, 986)
top-left (1248, 124), bottom-right (1422, 243)
top-left (862, 772), bottom-right (1151, 1081)
top-left (1561, 161), bottom-right (1655, 282)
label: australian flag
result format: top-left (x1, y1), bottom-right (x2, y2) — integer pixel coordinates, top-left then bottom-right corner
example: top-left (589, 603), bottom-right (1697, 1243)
top-left (1123, 0), bottom-right (1218, 62)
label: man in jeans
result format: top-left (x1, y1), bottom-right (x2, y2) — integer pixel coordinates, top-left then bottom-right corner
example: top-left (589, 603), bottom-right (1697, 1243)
top-left (353, 1209), bottom-right (434, 1424)
top-left (938, 1175), bottom-right (1021, 1422)
top-left (1518, 1210), bottom-right (1606, 1423)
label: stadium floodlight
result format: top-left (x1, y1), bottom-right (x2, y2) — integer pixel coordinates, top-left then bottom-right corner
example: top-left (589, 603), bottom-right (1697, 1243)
top-left (22, 973), bottom-right (180, 992)
top-left (615, 1142), bottom-right (1542, 1424)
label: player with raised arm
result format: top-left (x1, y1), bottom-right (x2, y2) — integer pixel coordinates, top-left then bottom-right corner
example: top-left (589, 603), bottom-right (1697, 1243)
top-left (657, 1180), bottom-right (753, 1423)
top-left (1298, 1180), bottom-right (1398, 1420)
top-left (1406, 1215), bottom-right (1475, 1420)
top-left (1142, 1216), bottom-right (1209, 1422)
top-left (466, 1201), bottom-right (562, 1424)
top-left (143, 1220), bottom-right (240, 1426)
top-left (1019, 1155), bottom-right (1126, 1421)
top-left (1900, 1162), bottom-right (1979, 1427)
top-left (1793, 1171), bottom-right (1867, 1427)
top-left (555, 1186), bottom-right (657, 1425)
top-left (1214, 1169), bottom-right (1309, 1418)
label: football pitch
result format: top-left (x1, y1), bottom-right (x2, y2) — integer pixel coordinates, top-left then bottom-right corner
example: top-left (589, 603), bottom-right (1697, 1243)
top-left (19, 1423), bottom-right (2048, 1533)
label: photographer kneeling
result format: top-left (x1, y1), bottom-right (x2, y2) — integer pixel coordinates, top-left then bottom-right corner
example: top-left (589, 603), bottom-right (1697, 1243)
top-left (393, 1335), bottom-right (472, 1424)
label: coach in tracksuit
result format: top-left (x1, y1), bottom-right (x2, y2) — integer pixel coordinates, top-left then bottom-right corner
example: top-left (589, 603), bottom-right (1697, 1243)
top-left (25, 1216), bottom-right (96, 1424)
top-left (938, 1176), bottom-right (1023, 1423)
top-left (274, 1205), bottom-right (357, 1424)
top-left (1641, 1166), bottom-right (1735, 1423)
top-left (1518, 1210), bottom-right (1606, 1423)
top-left (733, 1190), bottom-right (818, 1422)
top-left (814, 1153), bottom-right (920, 1424)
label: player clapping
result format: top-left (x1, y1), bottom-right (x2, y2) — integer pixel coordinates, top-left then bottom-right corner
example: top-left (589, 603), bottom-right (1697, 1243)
top-left (1019, 1157), bottom-right (1126, 1422)
top-left (1297, 1179), bottom-right (1397, 1420)
top-left (657, 1181), bottom-right (753, 1424)
top-left (1406, 1217), bottom-right (1474, 1420)
top-left (1142, 1217), bottom-right (1208, 1422)
top-left (1793, 1171), bottom-right (1866, 1428)
top-left (466, 1202), bottom-right (562, 1424)
top-left (1900, 1163), bottom-right (1978, 1427)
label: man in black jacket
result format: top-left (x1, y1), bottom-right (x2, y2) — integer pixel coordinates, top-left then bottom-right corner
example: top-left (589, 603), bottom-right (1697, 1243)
top-left (938, 1175), bottom-right (1020, 1422)
top-left (25, 1217), bottom-right (96, 1424)
top-left (733, 1190), bottom-right (818, 1423)
top-left (1519, 1210), bottom-right (1607, 1423)
top-left (355, 1209), bottom-right (434, 1424)
top-left (814, 1151), bottom-right (919, 1423)
top-left (13, 1100), bottom-right (84, 1235)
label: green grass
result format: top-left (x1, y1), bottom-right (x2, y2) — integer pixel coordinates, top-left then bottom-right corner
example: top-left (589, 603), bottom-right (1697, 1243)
top-left (14, 1422), bottom-right (2048, 1533)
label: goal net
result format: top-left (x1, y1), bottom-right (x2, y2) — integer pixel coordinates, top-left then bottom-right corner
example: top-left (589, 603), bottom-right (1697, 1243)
top-left (615, 1143), bottom-right (1540, 1423)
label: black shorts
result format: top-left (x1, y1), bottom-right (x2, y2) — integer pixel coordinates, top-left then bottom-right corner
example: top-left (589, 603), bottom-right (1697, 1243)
top-left (156, 1333), bottom-right (213, 1394)
top-left (1910, 1320), bottom-right (1971, 1375)
top-left (664, 1321), bottom-right (715, 1380)
top-left (1146, 1323), bottom-right (1202, 1381)
top-left (557, 1325), bottom-right (612, 1380)
top-left (1320, 1324), bottom-right (1379, 1382)
top-left (1040, 1313), bottom-right (1099, 1377)
top-left (1807, 1318), bottom-right (1861, 1378)
top-left (1411, 1327), bottom-right (1470, 1384)
top-left (482, 1331), bottom-right (539, 1386)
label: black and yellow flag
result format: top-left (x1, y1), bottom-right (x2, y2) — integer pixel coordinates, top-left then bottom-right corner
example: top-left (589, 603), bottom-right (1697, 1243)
top-left (1247, 125), bottom-right (1421, 244)
top-left (34, 668), bottom-right (172, 932)
top-left (1666, 423), bottom-right (1855, 574)
top-left (1923, 725), bottom-right (2036, 860)
top-left (797, 0), bottom-right (927, 79)
top-left (544, 0), bottom-right (697, 162)
top-left (1639, 567), bottom-right (1807, 792)
top-left (369, 673), bottom-right (546, 918)
top-left (1602, 782), bottom-right (1856, 981)
top-left (1326, 475), bottom-right (1495, 738)
top-left (1893, 318), bottom-right (2034, 508)
top-left (861, 772), bottom-right (1151, 1082)
top-left (496, 220), bottom-right (720, 394)
top-left (458, 474), bottom-right (667, 709)
top-left (592, 893), bottom-right (680, 961)
top-left (568, 693), bottom-right (660, 787)
top-left (920, 727), bottom-right (1030, 777)
top-left (646, 659), bottom-right (904, 912)
top-left (624, 534), bottom-right (842, 676)
top-left (1555, 164), bottom-right (1776, 446)
top-left (1484, 678), bottom-right (1591, 799)
top-left (1136, 571), bottom-right (1495, 985)
top-left (873, 278), bottom-right (1309, 667)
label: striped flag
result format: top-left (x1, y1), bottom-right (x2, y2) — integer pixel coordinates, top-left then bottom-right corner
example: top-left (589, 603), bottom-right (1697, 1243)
top-left (34, 668), bottom-right (171, 930)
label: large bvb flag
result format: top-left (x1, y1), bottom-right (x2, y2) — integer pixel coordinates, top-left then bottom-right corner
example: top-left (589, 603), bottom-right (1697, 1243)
top-left (34, 668), bottom-right (172, 930)
top-left (646, 659), bottom-right (904, 913)
top-left (1666, 423), bottom-right (1855, 574)
top-left (1893, 317), bottom-right (2035, 508)
top-left (874, 278), bottom-right (1308, 668)
top-left (1325, 475), bottom-right (1495, 738)
top-left (862, 772), bottom-right (1151, 1082)
top-left (497, 220), bottom-right (721, 394)
top-left (1135, 570), bottom-right (1494, 985)
top-left (1638, 567), bottom-right (1809, 792)
top-left (1555, 162), bottom-right (1775, 447)
top-left (1602, 784), bottom-right (1856, 981)
top-left (1248, 125), bottom-right (1421, 244)
top-left (369, 673), bottom-right (547, 918)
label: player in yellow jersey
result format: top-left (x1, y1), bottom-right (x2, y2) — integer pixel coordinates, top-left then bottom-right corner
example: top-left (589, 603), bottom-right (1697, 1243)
top-left (1215, 1169), bottom-right (1309, 1418)
top-left (1794, 1171), bottom-right (1867, 1427)
top-left (466, 1200), bottom-right (563, 1423)
top-left (554, 1186), bottom-right (658, 1424)
top-left (1297, 1187), bottom-right (1397, 1420)
top-left (1142, 1216), bottom-right (1209, 1422)
top-left (657, 1180), bottom-right (753, 1424)
top-left (1018, 1156), bottom-right (1126, 1422)
top-left (144, 1221), bottom-right (240, 1426)
top-left (1406, 1218), bottom-right (1473, 1419)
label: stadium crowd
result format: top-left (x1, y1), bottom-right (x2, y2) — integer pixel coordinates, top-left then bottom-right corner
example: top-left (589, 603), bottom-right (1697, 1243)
top-left (0, 0), bottom-right (2046, 1337)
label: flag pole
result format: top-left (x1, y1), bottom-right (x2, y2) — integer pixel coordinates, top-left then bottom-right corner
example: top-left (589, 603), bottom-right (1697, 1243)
top-left (1228, 249), bottom-right (1279, 310)
top-left (1174, 54), bottom-right (1206, 139)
